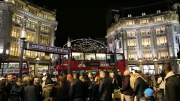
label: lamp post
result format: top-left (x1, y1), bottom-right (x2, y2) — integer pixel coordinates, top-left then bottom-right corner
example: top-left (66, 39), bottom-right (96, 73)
top-left (67, 37), bottom-right (71, 74)
top-left (19, 27), bottom-right (26, 78)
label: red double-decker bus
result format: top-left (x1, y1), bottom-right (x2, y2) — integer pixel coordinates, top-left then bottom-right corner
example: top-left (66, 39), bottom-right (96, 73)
top-left (53, 51), bottom-right (126, 75)
top-left (0, 60), bottom-right (29, 76)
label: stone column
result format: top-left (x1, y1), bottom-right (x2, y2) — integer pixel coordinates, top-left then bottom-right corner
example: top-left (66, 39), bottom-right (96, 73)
top-left (154, 62), bottom-right (159, 74)
top-left (50, 25), bottom-right (55, 46)
top-left (136, 29), bottom-right (141, 59)
top-left (139, 62), bottom-right (143, 73)
top-left (166, 25), bottom-right (174, 58)
top-left (36, 21), bottom-right (41, 44)
top-left (122, 30), bottom-right (128, 60)
top-left (35, 62), bottom-right (39, 75)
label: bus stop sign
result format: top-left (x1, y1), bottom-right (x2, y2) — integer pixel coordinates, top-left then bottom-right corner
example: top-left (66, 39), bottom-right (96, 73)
top-left (26, 42), bottom-right (69, 54)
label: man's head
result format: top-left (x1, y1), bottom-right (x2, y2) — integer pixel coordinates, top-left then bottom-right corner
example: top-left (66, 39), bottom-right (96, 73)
top-left (123, 70), bottom-right (130, 76)
top-left (7, 74), bottom-right (13, 82)
top-left (162, 63), bottom-right (172, 75)
top-left (73, 72), bottom-right (79, 79)
top-left (109, 72), bottom-right (115, 78)
top-left (88, 72), bottom-right (93, 79)
top-left (99, 71), bottom-right (105, 78)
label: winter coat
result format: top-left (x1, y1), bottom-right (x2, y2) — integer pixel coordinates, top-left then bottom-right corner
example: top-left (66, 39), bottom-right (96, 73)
top-left (139, 96), bottom-right (155, 101)
top-left (9, 84), bottom-right (23, 101)
top-left (164, 71), bottom-right (180, 101)
top-left (0, 89), bottom-right (8, 101)
top-left (133, 76), bottom-right (149, 98)
top-left (120, 75), bottom-right (133, 96)
top-left (42, 84), bottom-right (54, 101)
top-left (24, 85), bottom-right (38, 101)
top-left (91, 84), bottom-right (100, 101)
top-left (99, 77), bottom-right (113, 101)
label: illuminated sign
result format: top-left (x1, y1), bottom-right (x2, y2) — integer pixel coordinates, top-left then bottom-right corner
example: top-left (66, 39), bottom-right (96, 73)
top-left (27, 42), bottom-right (69, 54)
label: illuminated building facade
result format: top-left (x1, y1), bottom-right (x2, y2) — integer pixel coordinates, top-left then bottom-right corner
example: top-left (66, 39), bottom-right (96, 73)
top-left (106, 1), bottom-right (180, 74)
top-left (0, 0), bottom-right (58, 75)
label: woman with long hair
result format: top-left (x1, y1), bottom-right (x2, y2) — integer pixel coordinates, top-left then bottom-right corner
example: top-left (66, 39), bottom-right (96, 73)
top-left (67, 74), bottom-right (73, 88)
top-left (50, 76), bottom-right (69, 101)
top-left (91, 76), bottom-right (100, 101)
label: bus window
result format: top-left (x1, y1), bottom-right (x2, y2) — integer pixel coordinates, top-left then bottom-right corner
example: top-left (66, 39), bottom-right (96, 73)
top-left (96, 53), bottom-right (106, 60)
top-left (1, 63), bottom-right (8, 68)
top-left (116, 54), bottom-right (123, 60)
top-left (72, 52), bottom-right (84, 60)
top-left (85, 53), bottom-right (95, 60)
top-left (9, 62), bottom-right (19, 68)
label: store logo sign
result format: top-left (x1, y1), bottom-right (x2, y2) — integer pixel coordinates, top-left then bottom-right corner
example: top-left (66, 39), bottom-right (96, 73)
top-left (27, 42), bottom-right (69, 54)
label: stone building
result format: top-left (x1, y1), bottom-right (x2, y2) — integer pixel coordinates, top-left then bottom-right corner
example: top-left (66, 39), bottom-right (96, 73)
top-left (106, 1), bottom-right (180, 74)
top-left (0, 0), bottom-right (58, 75)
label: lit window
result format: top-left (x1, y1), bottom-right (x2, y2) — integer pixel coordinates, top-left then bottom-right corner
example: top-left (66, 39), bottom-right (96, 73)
top-left (142, 38), bottom-right (151, 47)
top-left (126, 21), bottom-right (134, 25)
top-left (12, 14), bottom-right (21, 24)
top-left (128, 52), bottom-right (137, 60)
top-left (11, 27), bottom-right (20, 38)
top-left (156, 36), bottom-right (167, 46)
top-left (128, 14), bottom-right (132, 17)
top-left (127, 39), bottom-right (136, 47)
top-left (141, 30), bottom-right (150, 36)
top-left (26, 31), bottom-right (35, 42)
top-left (140, 19), bottom-right (149, 24)
top-left (154, 16), bottom-right (164, 22)
top-left (40, 25), bottom-right (50, 32)
top-left (26, 20), bottom-right (36, 29)
top-left (127, 31), bottom-right (136, 37)
top-left (24, 50), bottom-right (36, 58)
top-left (157, 10), bottom-right (161, 13)
top-left (40, 34), bottom-right (49, 45)
top-left (156, 28), bottom-right (165, 34)
top-left (9, 42), bottom-right (19, 56)
top-left (158, 49), bottom-right (169, 59)
top-left (142, 12), bottom-right (146, 16)
top-left (142, 51), bottom-right (152, 60)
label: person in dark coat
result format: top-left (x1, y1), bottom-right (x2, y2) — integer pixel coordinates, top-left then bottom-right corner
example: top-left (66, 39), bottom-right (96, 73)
top-left (6, 74), bottom-right (15, 98)
top-left (9, 78), bottom-right (23, 101)
top-left (163, 63), bottom-right (180, 101)
top-left (70, 72), bottom-right (84, 101)
top-left (120, 70), bottom-right (133, 101)
top-left (0, 79), bottom-right (8, 101)
top-left (50, 76), bottom-right (69, 101)
top-left (34, 78), bottom-right (43, 101)
top-left (87, 72), bottom-right (95, 101)
top-left (133, 73), bottom-right (149, 101)
top-left (99, 71), bottom-right (113, 101)
top-left (24, 77), bottom-right (38, 101)
top-left (91, 76), bottom-right (100, 101)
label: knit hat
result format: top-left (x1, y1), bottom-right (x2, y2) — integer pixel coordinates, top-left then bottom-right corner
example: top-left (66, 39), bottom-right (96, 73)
top-left (144, 88), bottom-right (154, 97)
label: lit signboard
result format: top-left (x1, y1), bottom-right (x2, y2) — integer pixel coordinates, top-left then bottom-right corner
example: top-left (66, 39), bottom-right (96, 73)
top-left (26, 42), bottom-right (69, 54)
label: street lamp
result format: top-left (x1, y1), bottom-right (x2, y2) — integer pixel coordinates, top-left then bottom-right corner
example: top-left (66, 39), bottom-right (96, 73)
top-left (67, 37), bottom-right (71, 74)
top-left (19, 27), bottom-right (26, 78)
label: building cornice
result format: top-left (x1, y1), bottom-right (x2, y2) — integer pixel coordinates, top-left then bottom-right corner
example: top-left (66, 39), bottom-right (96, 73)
top-left (9, 3), bottom-right (58, 27)
top-left (106, 20), bottom-right (179, 38)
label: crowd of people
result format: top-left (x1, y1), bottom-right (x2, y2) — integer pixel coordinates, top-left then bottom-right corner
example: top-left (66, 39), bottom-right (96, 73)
top-left (0, 63), bottom-right (180, 101)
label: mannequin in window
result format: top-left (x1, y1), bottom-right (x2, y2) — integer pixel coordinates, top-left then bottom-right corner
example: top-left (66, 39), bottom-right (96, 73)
top-left (78, 61), bottom-right (86, 67)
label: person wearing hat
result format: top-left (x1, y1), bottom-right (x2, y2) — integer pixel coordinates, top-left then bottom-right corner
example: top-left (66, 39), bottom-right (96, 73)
top-left (139, 88), bottom-right (155, 101)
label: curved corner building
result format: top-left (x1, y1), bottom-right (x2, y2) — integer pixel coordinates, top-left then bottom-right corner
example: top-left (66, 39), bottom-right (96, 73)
top-left (0, 0), bottom-right (58, 75)
top-left (106, 1), bottom-right (180, 74)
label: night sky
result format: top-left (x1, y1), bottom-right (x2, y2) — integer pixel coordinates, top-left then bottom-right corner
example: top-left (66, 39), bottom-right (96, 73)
top-left (30, 0), bottom-right (167, 47)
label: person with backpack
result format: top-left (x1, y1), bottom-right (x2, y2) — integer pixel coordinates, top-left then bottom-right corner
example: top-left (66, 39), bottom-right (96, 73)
top-left (156, 73), bottom-right (165, 101)
top-left (162, 63), bottom-right (180, 101)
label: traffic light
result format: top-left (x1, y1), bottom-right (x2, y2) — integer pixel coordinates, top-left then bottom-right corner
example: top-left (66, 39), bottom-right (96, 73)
top-left (177, 51), bottom-right (180, 59)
